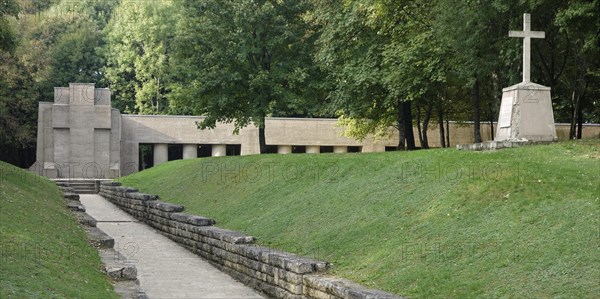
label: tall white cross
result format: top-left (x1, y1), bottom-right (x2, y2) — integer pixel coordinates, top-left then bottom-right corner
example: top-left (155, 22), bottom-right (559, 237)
top-left (509, 13), bottom-right (545, 83)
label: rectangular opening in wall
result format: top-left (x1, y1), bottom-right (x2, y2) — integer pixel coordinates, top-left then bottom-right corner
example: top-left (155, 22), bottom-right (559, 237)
top-left (348, 146), bottom-right (362, 153)
top-left (264, 145), bottom-right (278, 154)
top-left (168, 144), bottom-right (183, 161)
top-left (139, 143), bottom-right (153, 170)
top-left (292, 146), bottom-right (305, 153)
top-left (197, 144), bottom-right (212, 157)
top-left (226, 144), bottom-right (241, 156)
top-left (320, 146), bottom-right (334, 153)
top-left (385, 146), bottom-right (398, 152)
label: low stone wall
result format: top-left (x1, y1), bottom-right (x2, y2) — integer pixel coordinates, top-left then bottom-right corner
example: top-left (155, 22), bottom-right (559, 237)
top-left (99, 181), bottom-right (404, 299)
top-left (56, 182), bottom-right (147, 298)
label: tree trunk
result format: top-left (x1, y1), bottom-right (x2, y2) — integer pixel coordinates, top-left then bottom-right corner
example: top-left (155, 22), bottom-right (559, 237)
top-left (569, 91), bottom-right (578, 139)
top-left (576, 87), bottom-right (587, 140)
top-left (396, 99), bottom-right (405, 150)
top-left (403, 101), bottom-right (416, 150)
top-left (576, 99), bottom-right (583, 139)
top-left (416, 105), bottom-right (424, 148)
top-left (472, 79), bottom-right (482, 143)
top-left (422, 101), bottom-right (432, 149)
top-left (258, 115), bottom-right (267, 154)
top-left (488, 101), bottom-right (495, 141)
top-left (445, 119), bottom-right (450, 147)
top-left (437, 99), bottom-right (445, 148)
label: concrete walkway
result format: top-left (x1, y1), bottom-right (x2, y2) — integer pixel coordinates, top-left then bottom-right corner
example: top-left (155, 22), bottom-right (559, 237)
top-left (80, 194), bottom-right (265, 299)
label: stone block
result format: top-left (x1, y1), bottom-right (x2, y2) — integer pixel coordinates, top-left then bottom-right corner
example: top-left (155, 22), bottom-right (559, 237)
top-left (59, 186), bottom-right (75, 193)
top-left (196, 226), bottom-right (255, 244)
top-left (84, 226), bottom-right (115, 249)
top-left (66, 201), bottom-right (86, 212)
top-left (170, 213), bottom-right (216, 226)
top-left (105, 265), bottom-right (138, 282)
top-left (100, 181), bottom-right (122, 186)
top-left (304, 287), bottom-right (339, 299)
top-left (146, 201), bottom-right (184, 213)
top-left (63, 192), bottom-right (80, 201)
top-left (113, 280), bottom-right (148, 299)
top-left (126, 192), bottom-right (159, 201)
top-left (115, 186), bottom-right (138, 193)
top-left (260, 251), bottom-right (329, 275)
top-left (303, 275), bottom-right (406, 299)
top-left (73, 211), bottom-right (97, 227)
top-left (99, 248), bottom-right (138, 281)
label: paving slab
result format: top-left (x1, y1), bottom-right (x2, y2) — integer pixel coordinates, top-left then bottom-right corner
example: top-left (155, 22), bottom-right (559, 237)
top-left (80, 194), bottom-right (265, 299)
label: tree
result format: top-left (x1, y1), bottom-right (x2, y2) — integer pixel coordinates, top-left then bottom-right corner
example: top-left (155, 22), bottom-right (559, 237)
top-left (0, 51), bottom-right (37, 167)
top-left (103, 0), bottom-right (180, 114)
top-left (172, 0), bottom-right (318, 153)
top-left (552, 0), bottom-right (599, 138)
top-left (435, 0), bottom-right (518, 144)
top-left (314, 0), bottom-right (446, 150)
top-left (45, 22), bottom-right (105, 89)
top-left (0, 0), bottom-right (19, 53)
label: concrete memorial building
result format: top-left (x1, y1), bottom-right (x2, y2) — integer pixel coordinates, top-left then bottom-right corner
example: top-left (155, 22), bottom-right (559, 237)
top-left (32, 80), bottom-right (597, 179)
top-left (32, 83), bottom-right (390, 179)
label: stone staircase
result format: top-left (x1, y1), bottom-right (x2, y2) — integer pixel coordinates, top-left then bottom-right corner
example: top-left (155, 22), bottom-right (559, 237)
top-left (54, 179), bottom-right (98, 194)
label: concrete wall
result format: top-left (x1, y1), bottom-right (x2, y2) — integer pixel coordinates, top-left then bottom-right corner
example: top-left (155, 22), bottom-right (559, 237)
top-left (98, 182), bottom-right (404, 299)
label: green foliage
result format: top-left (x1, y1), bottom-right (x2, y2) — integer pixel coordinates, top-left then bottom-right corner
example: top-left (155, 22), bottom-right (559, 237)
top-left (171, 0), bottom-right (320, 133)
top-left (0, 0), bottom-right (19, 53)
top-left (313, 1), bottom-right (390, 122)
top-left (0, 162), bottom-right (118, 298)
top-left (552, 0), bottom-right (600, 124)
top-left (46, 22), bottom-right (105, 89)
top-left (313, 0), bottom-right (447, 147)
top-left (121, 140), bottom-right (600, 298)
top-left (103, 0), bottom-right (180, 114)
top-left (0, 50), bottom-right (36, 166)
top-left (337, 114), bottom-right (395, 141)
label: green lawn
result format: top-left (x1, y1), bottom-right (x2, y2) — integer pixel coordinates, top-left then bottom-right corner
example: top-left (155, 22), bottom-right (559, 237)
top-left (0, 162), bottom-right (118, 298)
top-left (120, 140), bottom-right (600, 298)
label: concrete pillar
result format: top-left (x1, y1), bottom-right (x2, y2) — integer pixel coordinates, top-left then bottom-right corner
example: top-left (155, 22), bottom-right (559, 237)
top-left (333, 146), bottom-right (348, 153)
top-left (154, 143), bottom-right (168, 166)
top-left (306, 145), bottom-right (320, 154)
top-left (212, 144), bottom-right (227, 157)
top-left (183, 144), bottom-right (198, 159)
top-left (278, 145), bottom-right (292, 154)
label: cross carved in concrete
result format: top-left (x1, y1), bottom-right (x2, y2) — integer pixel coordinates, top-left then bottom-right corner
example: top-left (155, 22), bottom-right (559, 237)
top-left (509, 13), bottom-right (545, 83)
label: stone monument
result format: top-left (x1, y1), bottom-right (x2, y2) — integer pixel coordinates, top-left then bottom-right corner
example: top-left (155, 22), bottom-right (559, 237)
top-left (33, 83), bottom-right (121, 178)
top-left (495, 13), bottom-right (557, 142)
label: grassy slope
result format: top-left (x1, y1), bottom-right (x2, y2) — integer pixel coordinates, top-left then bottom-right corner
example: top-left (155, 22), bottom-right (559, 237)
top-left (0, 162), bottom-right (118, 298)
top-left (121, 140), bottom-right (600, 298)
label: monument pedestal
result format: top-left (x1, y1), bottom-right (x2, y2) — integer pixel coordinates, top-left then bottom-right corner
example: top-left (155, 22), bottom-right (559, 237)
top-left (495, 82), bottom-right (557, 142)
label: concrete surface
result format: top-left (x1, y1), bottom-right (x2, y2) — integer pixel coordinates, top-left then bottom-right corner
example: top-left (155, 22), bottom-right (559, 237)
top-left (79, 194), bottom-right (265, 299)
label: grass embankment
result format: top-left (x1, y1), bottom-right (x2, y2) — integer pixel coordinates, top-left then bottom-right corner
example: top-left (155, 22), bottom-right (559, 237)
top-left (120, 140), bottom-right (600, 298)
top-left (0, 162), bottom-right (118, 298)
